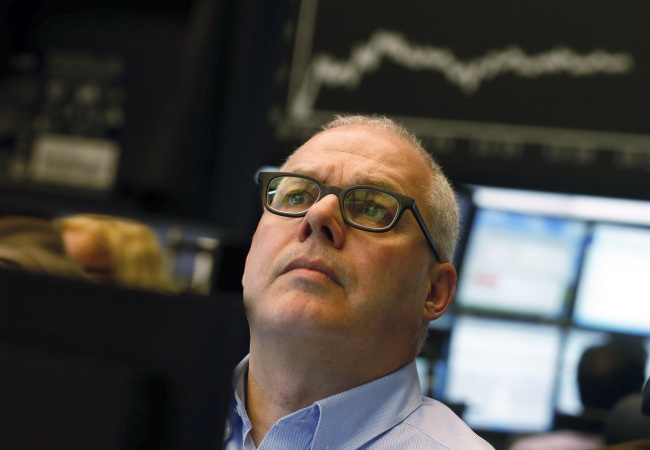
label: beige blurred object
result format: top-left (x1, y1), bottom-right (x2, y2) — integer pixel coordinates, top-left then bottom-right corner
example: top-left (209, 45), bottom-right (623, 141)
top-left (0, 214), bottom-right (92, 281)
top-left (57, 213), bottom-right (176, 293)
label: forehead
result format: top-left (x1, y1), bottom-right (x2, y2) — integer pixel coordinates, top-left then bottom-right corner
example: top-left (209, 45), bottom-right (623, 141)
top-left (284, 125), bottom-right (432, 196)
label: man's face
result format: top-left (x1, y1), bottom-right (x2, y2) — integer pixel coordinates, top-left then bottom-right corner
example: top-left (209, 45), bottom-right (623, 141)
top-left (243, 125), bottom-right (441, 359)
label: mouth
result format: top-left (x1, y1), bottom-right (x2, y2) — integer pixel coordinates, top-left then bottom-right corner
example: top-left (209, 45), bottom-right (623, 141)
top-left (282, 257), bottom-right (342, 286)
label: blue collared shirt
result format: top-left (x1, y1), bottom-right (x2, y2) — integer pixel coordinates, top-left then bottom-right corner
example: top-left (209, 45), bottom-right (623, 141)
top-left (224, 356), bottom-right (494, 449)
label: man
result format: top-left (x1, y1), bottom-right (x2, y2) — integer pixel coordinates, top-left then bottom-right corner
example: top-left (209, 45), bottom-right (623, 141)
top-left (225, 115), bottom-right (493, 449)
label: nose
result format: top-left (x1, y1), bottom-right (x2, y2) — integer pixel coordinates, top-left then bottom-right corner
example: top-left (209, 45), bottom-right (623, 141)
top-left (297, 194), bottom-right (346, 249)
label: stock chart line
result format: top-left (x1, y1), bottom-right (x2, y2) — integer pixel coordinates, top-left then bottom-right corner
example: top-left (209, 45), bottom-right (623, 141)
top-left (288, 29), bottom-right (636, 119)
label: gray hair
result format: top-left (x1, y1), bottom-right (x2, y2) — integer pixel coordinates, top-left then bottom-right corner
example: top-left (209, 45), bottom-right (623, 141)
top-left (285, 114), bottom-right (460, 264)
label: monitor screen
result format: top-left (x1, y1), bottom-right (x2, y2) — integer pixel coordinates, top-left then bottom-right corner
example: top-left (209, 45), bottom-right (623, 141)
top-left (455, 208), bottom-right (586, 319)
top-left (572, 224), bottom-right (650, 336)
top-left (441, 315), bottom-right (562, 433)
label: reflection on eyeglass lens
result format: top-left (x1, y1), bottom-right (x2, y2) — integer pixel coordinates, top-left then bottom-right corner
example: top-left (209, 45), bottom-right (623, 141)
top-left (269, 177), bottom-right (320, 213)
top-left (345, 189), bottom-right (397, 228)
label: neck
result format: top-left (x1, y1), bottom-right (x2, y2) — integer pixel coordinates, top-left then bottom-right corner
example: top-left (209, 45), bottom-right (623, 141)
top-left (244, 332), bottom-right (414, 446)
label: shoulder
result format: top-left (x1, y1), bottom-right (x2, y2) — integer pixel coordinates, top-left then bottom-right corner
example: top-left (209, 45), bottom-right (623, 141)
top-left (364, 397), bottom-right (494, 449)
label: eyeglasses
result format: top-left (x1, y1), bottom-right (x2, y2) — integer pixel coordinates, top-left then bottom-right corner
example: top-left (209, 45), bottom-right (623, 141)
top-left (257, 171), bottom-right (441, 261)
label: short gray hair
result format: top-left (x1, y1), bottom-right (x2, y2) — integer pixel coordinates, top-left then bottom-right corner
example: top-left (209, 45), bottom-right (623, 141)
top-left (286, 114), bottom-right (460, 263)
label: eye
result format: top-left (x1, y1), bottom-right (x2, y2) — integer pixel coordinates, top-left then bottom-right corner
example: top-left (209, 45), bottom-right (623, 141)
top-left (284, 190), bottom-right (312, 206)
top-left (268, 176), bottom-right (320, 212)
top-left (344, 189), bottom-right (397, 228)
top-left (363, 203), bottom-right (389, 219)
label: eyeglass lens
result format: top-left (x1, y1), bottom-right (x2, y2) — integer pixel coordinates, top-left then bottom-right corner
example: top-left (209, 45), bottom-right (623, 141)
top-left (267, 175), bottom-right (399, 229)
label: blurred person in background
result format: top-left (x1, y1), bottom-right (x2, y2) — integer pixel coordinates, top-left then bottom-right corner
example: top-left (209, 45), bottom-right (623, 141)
top-left (0, 209), bottom-right (91, 280)
top-left (57, 213), bottom-right (176, 293)
top-left (509, 339), bottom-right (647, 450)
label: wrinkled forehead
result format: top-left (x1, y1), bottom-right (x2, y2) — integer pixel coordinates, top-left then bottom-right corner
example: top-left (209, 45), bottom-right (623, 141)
top-left (283, 126), bottom-right (433, 197)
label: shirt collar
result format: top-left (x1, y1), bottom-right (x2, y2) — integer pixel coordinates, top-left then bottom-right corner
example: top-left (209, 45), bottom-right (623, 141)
top-left (228, 356), bottom-right (253, 444)
top-left (311, 360), bottom-right (422, 449)
top-left (228, 356), bottom-right (422, 449)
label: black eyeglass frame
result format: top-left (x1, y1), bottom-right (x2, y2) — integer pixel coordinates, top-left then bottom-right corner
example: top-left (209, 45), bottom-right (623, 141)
top-left (257, 171), bottom-right (441, 262)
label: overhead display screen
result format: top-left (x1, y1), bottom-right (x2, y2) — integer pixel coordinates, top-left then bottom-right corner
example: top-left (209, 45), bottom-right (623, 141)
top-left (272, 0), bottom-right (650, 198)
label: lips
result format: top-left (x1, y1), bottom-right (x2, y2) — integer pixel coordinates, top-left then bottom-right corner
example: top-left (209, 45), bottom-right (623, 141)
top-left (282, 257), bottom-right (342, 286)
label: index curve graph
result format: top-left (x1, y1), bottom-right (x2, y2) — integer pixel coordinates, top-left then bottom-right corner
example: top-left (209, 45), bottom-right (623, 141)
top-left (288, 29), bottom-right (636, 120)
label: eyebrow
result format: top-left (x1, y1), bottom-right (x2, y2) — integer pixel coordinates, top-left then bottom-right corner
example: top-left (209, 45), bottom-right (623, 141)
top-left (289, 168), bottom-right (403, 193)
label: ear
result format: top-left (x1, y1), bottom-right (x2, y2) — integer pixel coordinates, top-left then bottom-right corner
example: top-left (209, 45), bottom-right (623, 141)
top-left (422, 263), bottom-right (456, 323)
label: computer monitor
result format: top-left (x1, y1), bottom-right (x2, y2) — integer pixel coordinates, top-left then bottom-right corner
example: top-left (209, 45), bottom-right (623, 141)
top-left (572, 224), bottom-right (650, 336)
top-left (455, 207), bottom-right (586, 320)
top-left (0, 268), bottom-right (248, 449)
top-left (441, 315), bottom-right (563, 433)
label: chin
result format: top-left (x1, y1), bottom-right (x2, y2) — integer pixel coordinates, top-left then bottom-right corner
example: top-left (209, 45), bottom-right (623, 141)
top-left (259, 303), bottom-right (350, 335)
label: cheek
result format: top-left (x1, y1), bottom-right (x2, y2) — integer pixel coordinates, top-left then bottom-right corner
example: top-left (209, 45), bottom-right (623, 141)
top-left (358, 242), bottom-right (428, 287)
top-left (243, 228), bottom-right (269, 288)
top-left (242, 218), bottom-right (289, 293)
top-left (356, 245), bottom-right (430, 314)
